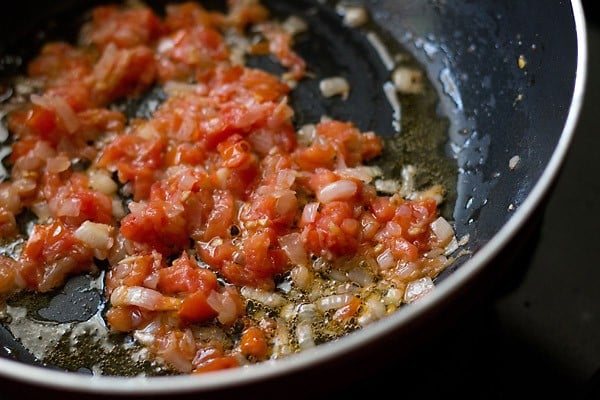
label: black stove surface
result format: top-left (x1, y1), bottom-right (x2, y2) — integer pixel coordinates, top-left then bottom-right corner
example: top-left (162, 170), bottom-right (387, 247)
top-left (1, 5), bottom-right (599, 400)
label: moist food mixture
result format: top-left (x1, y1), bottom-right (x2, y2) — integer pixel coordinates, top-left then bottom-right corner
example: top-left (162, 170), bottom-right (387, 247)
top-left (0, 0), bottom-right (459, 374)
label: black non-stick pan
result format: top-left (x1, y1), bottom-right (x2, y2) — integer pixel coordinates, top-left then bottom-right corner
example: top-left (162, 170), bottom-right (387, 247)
top-left (0, 0), bottom-right (587, 398)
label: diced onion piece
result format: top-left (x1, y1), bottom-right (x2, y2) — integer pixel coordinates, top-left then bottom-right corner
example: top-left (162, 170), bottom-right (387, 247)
top-left (296, 320), bottom-right (315, 350)
top-left (337, 166), bottom-right (376, 183)
top-left (404, 276), bottom-right (435, 303)
top-left (340, 6), bottom-right (369, 27)
top-left (375, 179), bottom-right (401, 194)
top-left (297, 124), bottom-right (316, 146)
top-left (12, 178), bottom-right (37, 196)
top-left (300, 202), bottom-right (319, 225)
top-left (31, 93), bottom-right (80, 133)
top-left (272, 318), bottom-right (294, 357)
top-left (392, 67), bottom-right (424, 94)
top-left (74, 221), bottom-right (114, 252)
top-left (430, 216), bottom-right (454, 246)
top-left (509, 155), bottom-right (520, 170)
top-left (347, 266), bottom-right (373, 286)
top-left (55, 197), bottom-right (81, 217)
top-left (315, 293), bottom-right (353, 312)
top-left (316, 180), bottom-right (357, 203)
top-left (383, 287), bottom-right (403, 307)
top-left (110, 286), bottom-right (181, 311)
top-left (319, 77), bottom-right (350, 99)
top-left (278, 233), bottom-right (308, 266)
top-left (207, 288), bottom-right (239, 325)
top-left (275, 190), bottom-right (297, 217)
top-left (0, 183), bottom-right (20, 214)
top-left (357, 294), bottom-right (386, 327)
top-left (88, 169), bottom-right (118, 195)
top-left (241, 286), bottom-right (287, 308)
top-left (376, 248), bottom-right (396, 270)
top-left (290, 264), bottom-right (313, 290)
top-left (33, 140), bottom-right (56, 160)
top-left (46, 155), bottom-right (71, 174)
top-left (282, 15), bottom-right (307, 35)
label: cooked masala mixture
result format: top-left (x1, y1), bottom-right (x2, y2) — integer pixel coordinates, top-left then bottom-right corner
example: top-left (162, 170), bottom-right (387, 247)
top-left (0, 0), bottom-right (461, 375)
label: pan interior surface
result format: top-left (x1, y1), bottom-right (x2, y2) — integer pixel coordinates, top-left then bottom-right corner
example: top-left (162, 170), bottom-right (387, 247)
top-left (0, 0), bottom-right (586, 394)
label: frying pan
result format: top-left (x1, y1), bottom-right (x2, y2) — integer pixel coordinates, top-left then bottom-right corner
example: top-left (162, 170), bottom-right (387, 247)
top-left (0, 0), bottom-right (587, 398)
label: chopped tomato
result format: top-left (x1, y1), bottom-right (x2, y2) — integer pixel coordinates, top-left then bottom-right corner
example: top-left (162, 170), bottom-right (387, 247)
top-left (178, 290), bottom-right (217, 324)
top-left (19, 221), bottom-right (95, 292)
top-left (157, 252), bottom-right (218, 294)
top-left (239, 326), bottom-right (269, 359)
top-left (83, 5), bottom-right (165, 49)
top-left (302, 201), bottom-right (360, 257)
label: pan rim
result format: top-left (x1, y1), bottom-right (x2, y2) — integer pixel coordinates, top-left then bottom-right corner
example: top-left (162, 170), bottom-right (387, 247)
top-left (0, 0), bottom-right (589, 394)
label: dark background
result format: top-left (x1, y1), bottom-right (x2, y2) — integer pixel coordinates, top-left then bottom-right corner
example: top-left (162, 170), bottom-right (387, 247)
top-left (0, 2), bottom-right (598, 399)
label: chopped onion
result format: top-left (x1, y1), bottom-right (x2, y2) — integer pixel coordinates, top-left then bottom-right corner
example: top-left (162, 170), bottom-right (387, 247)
top-left (278, 233), bottom-right (308, 266)
top-left (337, 5), bottom-right (369, 27)
top-left (509, 155), bottom-right (520, 170)
top-left (316, 179), bottom-right (358, 203)
top-left (376, 248), bottom-right (396, 270)
top-left (319, 77), bottom-right (350, 99)
top-left (296, 320), bottom-right (315, 350)
top-left (357, 294), bottom-right (386, 327)
top-left (275, 190), bottom-right (297, 217)
top-left (315, 293), bottom-right (353, 312)
top-left (46, 155), bottom-right (71, 174)
top-left (207, 288), bottom-right (239, 325)
top-left (297, 124), bottom-right (316, 146)
top-left (74, 221), bottom-right (114, 252)
top-left (347, 266), bottom-right (374, 286)
top-left (430, 216), bottom-right (454, 245)
top-left (241, 286), bottom-right (287, 308)
top-left (404, 276), bottom-right (435, 303)
top-left (0, 183), bottom-right (20, 214)
top-left (31, 93), bottom-right (79, 133)
top-left (88, 169), bottom-right (118, 195)
top-left (300, 202), bottom-right (319, 224)
top-left (110, 286), bottom-right (181, 311)
top-left (282, 15), bottom-right (307, 35)
top-left (55, 197), bottom-right (81, 217)
top-left (392, 67), bottom-right (424, 94)
top-left (290, 264), bottom-right (313, 290)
